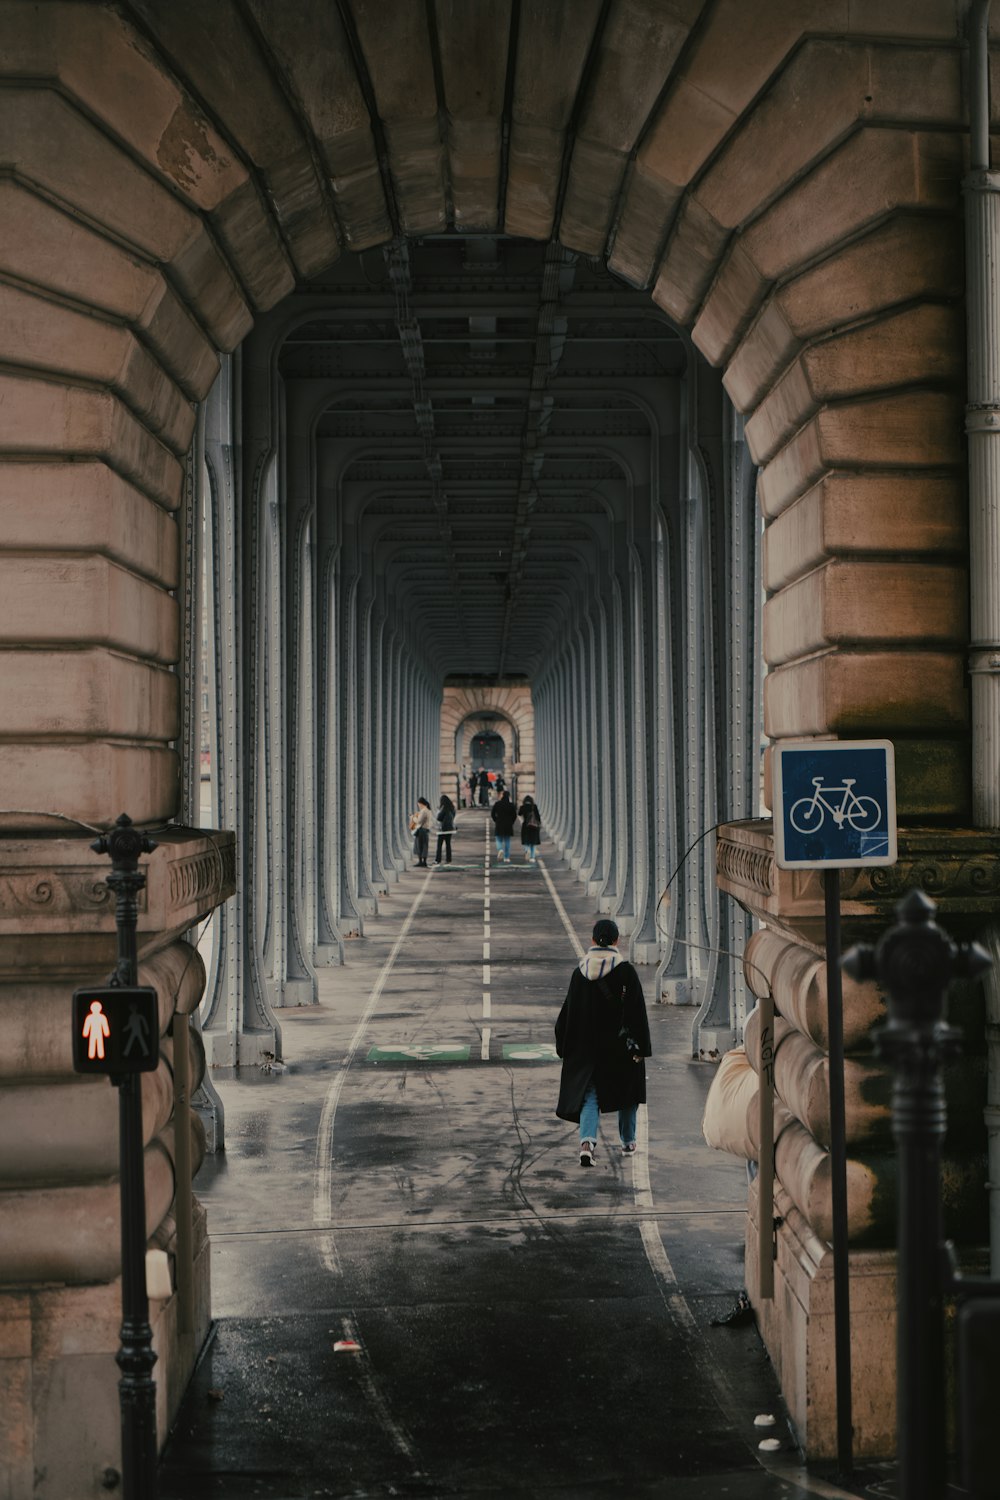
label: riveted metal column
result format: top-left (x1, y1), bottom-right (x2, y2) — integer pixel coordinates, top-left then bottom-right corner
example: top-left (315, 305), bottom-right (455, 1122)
top-left (564, 632), bottom-right (582, 864)
top-left (966, 0), bottom-right (1000, 1273)
top-left (199, 359), bottom-right (280, 1065)
top-left (315, 502), bottom-right (344, 966)
top-left (652, 508), bottom-right (679, 990)
top-left (282, 388), bottom-right (318, 1006)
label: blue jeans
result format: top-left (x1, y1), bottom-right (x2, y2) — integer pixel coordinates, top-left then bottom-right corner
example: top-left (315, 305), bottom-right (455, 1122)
top-left (494, 834), bottom-right (510, 858)
top-left (579, 1082), bottom-right (637, 1147)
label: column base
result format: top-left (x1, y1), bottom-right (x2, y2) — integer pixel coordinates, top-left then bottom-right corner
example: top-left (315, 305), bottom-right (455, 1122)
top-left (745, 1179), bottom-right (897, 1461)
top-left (659, 976), bottom-right (700, 1006)
top-left (695, 1024), bottom-right (735, 1058)
top-left (0, 1211), bottom-right (210, 1500)
top-left (280, 976), bottom-right (317, 1007)
top-left (314, 942), bottom-right (344, 966)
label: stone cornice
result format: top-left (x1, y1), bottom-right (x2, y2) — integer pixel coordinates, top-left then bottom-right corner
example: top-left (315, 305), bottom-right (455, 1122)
top-left (717, 820), bottom-right (1000, 952)
top-left (0, 825), bottom-right (236, 979)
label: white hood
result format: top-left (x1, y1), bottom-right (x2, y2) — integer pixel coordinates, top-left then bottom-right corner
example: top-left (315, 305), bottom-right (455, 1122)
top-left (579, 946), bottom-right (621, 980)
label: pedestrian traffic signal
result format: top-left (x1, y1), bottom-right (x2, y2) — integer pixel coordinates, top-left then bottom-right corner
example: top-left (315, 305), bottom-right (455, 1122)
top-left (71, 987), bottom-right (159, 1075)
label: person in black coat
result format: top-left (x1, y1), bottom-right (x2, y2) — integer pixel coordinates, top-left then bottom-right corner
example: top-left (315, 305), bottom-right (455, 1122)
top-left (490, 790), bottom-right (517, 862)
top-left (555, 918), bottom-right (652, 1166)
top-left (435, 794), bottom-right (456, 865)
top-left (517, 795), bottom-right (541, 862)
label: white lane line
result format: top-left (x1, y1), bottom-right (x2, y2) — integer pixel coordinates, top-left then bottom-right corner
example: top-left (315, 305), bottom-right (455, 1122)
top-left (483, 941), bottom-right (490, 960)
top-left (338, 1316), bottom-right (418, 1464)
top-left (482, 964), bottom-right (491, 985)
top-left (538, 857), bottom-right (584, 959)
top-left (480, 1026), bottom-right (491, 1061)
top-left (482, 993), bottom-right (491, 1018)
top-left (631, 1108), bottom-right (697, 1333)
top-left (313, 866), bottom-right (433, 1274)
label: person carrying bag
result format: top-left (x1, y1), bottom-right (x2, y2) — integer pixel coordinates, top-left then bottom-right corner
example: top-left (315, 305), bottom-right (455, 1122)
top-left (554, 918), bottom-right (651, 1166)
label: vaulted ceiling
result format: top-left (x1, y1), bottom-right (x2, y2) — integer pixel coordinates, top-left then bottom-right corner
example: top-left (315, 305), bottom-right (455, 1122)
top-left (277, 236), bottom-right (682, 678)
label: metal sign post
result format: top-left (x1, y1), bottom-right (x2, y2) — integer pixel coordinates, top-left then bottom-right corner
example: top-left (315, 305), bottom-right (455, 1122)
top-left (73, 815), bottom-right (159, 1500)
top-left (757, 987), bottom-right (775, 1300)
top-left (773, 741), bottom-right (897, 1480)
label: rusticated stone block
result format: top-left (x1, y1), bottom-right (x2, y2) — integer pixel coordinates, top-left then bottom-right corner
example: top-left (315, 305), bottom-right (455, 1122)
top-left (764, 650), bottom-right (966, 739)
top-left (210, 178), bottom-right (297, 309)
top-left (127, 0), bottom-right (339, 281)
top-left (721, 216), bottom-right (961, 405)
top-left (0, 743), bottom-right (178, 846)
top-left (763, 473), bottom-right (965, 593)
top-left (698, 42), bottom-right (959, 234)
top-left (759, 736), bottom-right (971, 822)
top-left (746, 1183), bottom-right (899, 1459)
top-left (684, 127), bottom-right (962, 348)
top-left (0, 463), bottom-right (180, 588)
top-left (0, 283), bottom-right (195, 457)
top-left (384, 117), bottom-right (448, 235)
top-left (244, 0), bottom-right (391, 250)
top-left (743, 926), bottom-right (886, 1050)
top-left (0, 181), bottom-right (220, 400)
top-left (0, 374), bottom-right (183, 510)
top-left (746, 304), bottom-right (963, 464)
top-left (3, 650), bottom-right (178, 740)
top-left (607, 167), bottom-right (683, 287)
top-left (763, 560), bottom-right (966, 667)
top-left (0, 941), bottom-right (206, 1080)
top-left (0, 558), bottom-right (178, 662)
top-left (651, 193), bottom-right (730, 323)
top-left (3, 2), bottom-right (245, 210)
top-left (756, 391), bottom-right (963, 517)
top-left (505, 123), bottom-right (563, 240)
top-left (744, 1003), bottom-right (893, 1148)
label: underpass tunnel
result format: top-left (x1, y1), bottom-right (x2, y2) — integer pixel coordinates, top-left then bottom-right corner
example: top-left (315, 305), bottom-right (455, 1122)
top-left (189, 235), bottom-right (761, 1086)
top-left (0, 4), bottom-right (993, 1492)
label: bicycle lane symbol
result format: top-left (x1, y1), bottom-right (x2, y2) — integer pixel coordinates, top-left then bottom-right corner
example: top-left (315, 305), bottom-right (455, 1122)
top-left (788, 778), bottom-right (882, 837)
top-left (774, 742), bottom-right (896, 869)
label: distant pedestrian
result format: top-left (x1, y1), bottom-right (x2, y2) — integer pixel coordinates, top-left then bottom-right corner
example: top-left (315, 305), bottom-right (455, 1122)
top-left (555, 918), bottom-right (651, 1166)
top-left (517, 795), bottom-right (541, 862)
top-left (490, 790), bottom-right (517, 862)
top-left (409, 797), bottom-right (433, 867)
top-left (477, 768), bottom-right (490, 806)
top-left (466, 772), bottom-right (477, 808)
top-left (435, 794), bottom-right (456, 865)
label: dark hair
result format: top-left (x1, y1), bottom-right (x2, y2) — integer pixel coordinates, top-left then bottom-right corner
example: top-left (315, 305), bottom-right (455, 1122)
top-left (440, 794), bottom-right (455, 811)
top-left (418, 797), bottom-right (430, 808)
top-left (592, 918), bottom-right (619, 948)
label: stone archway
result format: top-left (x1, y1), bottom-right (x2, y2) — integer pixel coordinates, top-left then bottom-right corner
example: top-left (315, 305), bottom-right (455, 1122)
top-left (0, 4), bottom-right (993, 1493)
top-left (440, 683), bottom-right (535, 807)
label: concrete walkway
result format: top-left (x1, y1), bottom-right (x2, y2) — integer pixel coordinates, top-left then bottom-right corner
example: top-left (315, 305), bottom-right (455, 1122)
top-left (160, 812), bottom-right (879, 1498)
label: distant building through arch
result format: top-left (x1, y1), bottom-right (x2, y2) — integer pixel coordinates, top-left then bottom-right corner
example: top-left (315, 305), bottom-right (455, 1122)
top-left (440, 682), bottom-right (535, 809)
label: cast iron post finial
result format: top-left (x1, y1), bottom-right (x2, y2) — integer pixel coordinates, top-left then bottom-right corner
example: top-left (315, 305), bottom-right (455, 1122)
top-left (91, 815), bottom-right (158, 989)
top-left (843, 890), bottom-right (990, 1500)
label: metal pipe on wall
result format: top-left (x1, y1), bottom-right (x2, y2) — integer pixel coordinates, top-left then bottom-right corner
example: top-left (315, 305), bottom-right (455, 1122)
top-left (965, 0), bottom-right (1000, 1274)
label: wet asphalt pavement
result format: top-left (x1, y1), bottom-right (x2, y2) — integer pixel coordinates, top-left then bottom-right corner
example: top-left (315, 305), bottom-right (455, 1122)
top-left (159, 812), bottom-right (887, 1499)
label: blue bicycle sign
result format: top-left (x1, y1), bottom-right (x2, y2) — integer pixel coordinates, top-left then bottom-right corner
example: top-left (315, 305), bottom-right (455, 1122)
top-left (774, 741), bottom-right (896, 869)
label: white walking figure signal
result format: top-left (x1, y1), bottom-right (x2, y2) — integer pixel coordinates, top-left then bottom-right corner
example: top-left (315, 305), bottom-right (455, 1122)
top-left (788, 777), bottom-right (882, 836)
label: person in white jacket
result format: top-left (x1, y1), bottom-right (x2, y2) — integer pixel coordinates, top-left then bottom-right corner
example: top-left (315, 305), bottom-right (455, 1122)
top-left (410, 797), bottom-right (433, 867)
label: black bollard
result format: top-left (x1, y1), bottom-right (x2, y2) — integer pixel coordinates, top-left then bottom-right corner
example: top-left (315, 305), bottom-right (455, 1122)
top-left (91, 814), bottom-right (160, 1500)
top-left (843, 890), bottom-right (989, 1500)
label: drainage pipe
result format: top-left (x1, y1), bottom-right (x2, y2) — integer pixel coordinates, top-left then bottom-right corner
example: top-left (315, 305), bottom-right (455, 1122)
top-left (965, 0), bottom-right (1000, 1275)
